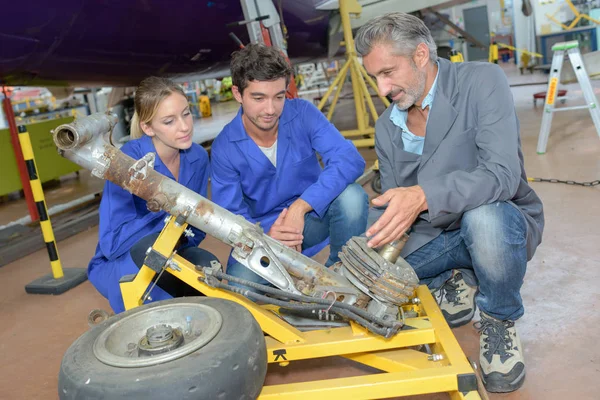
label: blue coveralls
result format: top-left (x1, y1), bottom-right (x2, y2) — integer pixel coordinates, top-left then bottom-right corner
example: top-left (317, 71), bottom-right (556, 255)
top-left (210, 98), bottom-right (366, 262)
top-left (88, 135), bottom-right (209, 313)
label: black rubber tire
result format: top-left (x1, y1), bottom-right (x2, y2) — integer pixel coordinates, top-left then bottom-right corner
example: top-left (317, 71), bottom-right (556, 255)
top-left (371, 172), bottom-right (382, 194)
top-left (59, 297), bottom-right (267, 400)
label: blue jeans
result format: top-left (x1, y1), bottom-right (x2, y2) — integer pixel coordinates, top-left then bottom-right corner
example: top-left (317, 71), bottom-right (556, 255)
top-left (402, 202), bottom-right (528, 321)
top-left (227, 183), bottom-right (369, 288)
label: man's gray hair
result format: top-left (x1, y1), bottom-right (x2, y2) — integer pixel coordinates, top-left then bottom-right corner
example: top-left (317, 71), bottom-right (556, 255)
top-left (355, 12), bottom-right (438, 62)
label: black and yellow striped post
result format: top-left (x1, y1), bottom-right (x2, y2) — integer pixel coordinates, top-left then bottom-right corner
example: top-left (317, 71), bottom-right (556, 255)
top-left (17, 124), bottom-right (88, 295)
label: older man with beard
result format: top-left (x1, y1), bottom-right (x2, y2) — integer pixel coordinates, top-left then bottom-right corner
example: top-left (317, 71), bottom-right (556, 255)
top-left (356, 12), bottom-right (544, 393)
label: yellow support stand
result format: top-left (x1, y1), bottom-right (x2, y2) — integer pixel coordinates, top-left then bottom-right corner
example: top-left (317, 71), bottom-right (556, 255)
top-left (496, 42), bottom-right (542, 59)
top-left (546, 0), bottom-right (600, 31)
top-left (450, 49), bottom-right (465, 63)
top-left (488, 42), bottom-right (499, 63)
top-left (316, 0), bottom-right (390, 148)
top-left (120, 216), bottom-right (484, 399)
top-left (488, 33), bottom-right (542, 68)
top-left (17, 124), bottom-right (87, 294)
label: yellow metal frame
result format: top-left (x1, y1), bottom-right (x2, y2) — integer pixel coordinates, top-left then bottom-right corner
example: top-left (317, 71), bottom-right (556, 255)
top-left (496, 43), bottom-right (542, 59)
top-left (316, 0), bottom-right (390, 149)
top-left (546, 0), bottom-right (600, 31)
top-left (450, 50), bottom-right (465, 63)
top-left (488, 42), bottom-right (499, 63)
top-left (488, 33), bottom-right (542, 65)
top-left (120, 216), bottom-right (482, 399)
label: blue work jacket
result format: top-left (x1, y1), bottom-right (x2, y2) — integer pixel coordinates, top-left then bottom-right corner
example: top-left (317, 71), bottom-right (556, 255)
top-left (210, 98), bottom-right (365, 238)
top-left (88, 135), bottom-right (209, 313)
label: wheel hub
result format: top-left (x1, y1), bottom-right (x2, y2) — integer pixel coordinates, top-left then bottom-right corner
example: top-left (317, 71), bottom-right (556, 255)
top-left (138, 324), bottom-right (184, 356)
top-left (93, 303), bottom-right (222, 368)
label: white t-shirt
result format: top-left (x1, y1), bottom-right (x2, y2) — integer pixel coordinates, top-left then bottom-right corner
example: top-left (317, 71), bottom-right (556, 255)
top-left (258, 139), bottom-right (277, 167)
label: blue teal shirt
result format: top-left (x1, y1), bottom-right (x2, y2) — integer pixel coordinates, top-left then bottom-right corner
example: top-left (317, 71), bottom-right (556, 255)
top-left (389, 64), bottom-right (440, 155)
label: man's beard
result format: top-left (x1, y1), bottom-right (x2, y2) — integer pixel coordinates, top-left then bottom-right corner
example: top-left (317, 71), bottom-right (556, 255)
top-left (249, 114), bottom-right (278, 131)
top-left (394, 62), bottom-right (427, 111)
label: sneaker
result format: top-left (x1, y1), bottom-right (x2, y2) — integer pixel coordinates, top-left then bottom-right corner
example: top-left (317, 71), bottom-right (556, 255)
top-left (475, 312), bottom-right (526, 393)
top-left (431, 271), bottom-right (477, 328)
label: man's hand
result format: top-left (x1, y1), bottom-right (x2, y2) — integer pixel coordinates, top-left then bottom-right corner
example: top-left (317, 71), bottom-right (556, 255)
top-left (267, 208), bottom-right (304, 249)
top-left (282, 199), bottom-right (312, 252)
top-left (366, 185), bottom-right (428, 248)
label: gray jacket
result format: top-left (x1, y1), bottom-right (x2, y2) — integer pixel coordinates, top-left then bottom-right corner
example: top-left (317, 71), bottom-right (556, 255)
top-left (375, 58), bottom-right (544, 260)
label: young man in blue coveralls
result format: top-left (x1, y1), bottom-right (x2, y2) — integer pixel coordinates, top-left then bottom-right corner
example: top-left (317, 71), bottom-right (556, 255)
top-left (210, 44), bottom-right (369, 286)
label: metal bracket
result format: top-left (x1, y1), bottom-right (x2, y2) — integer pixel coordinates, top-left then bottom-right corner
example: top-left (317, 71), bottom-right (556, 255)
top-left (184, 228), bottom-right (195, 238)
top-left (229, 227), bottom-right (254, 259)
top-left (91, 145), bottom-right (112, 179)
top-left (457, 373), bottom-right (478, 393)
top-left (210, 260), bottom-right (223, 271)
top-left (140, 250), bottom-right (180, 304)
top-left (118, 273), bottom-right (136, 283)
top-left (175, 206), bottom-right (192, 227)
top-left (231, 228), bottom-right (301, 294)
top-left (175, 214), bottom-right (187, 226)
top-left (128, 152), bottom-right (155, 183)
top-left (166, 257), bottom-right (180, 272)
top-left (143, 249), bottom-right (168, 273)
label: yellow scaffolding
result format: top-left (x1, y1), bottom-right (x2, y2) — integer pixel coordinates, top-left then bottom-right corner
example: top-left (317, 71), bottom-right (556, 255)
top-left (316, 0), bottom-right (390, 148)
top-left (546, 0), bottom-right (600, 31)
top-left (120, 216), bottom-right (484, 399)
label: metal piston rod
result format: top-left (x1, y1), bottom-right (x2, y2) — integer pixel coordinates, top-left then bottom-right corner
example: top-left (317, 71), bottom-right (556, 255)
top-left (52, 112), bottom-right (419, 330)
top-left (53, 112), bottom-right (363, 304)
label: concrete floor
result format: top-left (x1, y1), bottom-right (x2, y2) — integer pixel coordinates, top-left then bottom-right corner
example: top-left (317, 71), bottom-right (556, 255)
top-left (0, 65), bottom-right (599, 399)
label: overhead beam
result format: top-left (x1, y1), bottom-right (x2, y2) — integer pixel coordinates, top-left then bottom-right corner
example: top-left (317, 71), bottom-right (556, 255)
top-left (321, 0), bottom-right (472, 30)
top-left (425, 8), bottom-right (489, 50)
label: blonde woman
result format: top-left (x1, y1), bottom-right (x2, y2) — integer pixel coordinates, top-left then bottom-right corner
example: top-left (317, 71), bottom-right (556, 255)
top-left (88, 77), bottom-right (217, 313)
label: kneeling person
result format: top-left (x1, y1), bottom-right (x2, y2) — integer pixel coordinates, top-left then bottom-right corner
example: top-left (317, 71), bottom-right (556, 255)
top-left (88, 77), bottom-right (218, 314)
top-left (210, 44), bottom-right (368, 286)
top-left (356, 13), bottom-right (545, 393)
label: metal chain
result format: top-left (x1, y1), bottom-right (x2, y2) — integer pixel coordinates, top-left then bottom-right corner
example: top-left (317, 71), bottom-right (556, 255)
top-left (528, 177), bottom-right (600, 187)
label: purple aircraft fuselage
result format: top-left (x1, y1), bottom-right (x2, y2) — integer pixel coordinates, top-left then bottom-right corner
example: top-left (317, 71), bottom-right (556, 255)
top-left (0, 0), bottom-right (331, 87)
